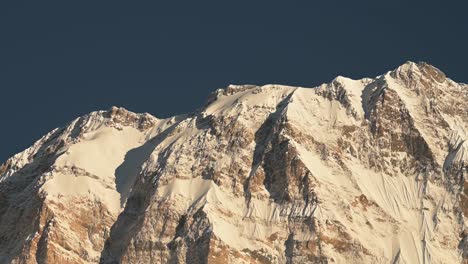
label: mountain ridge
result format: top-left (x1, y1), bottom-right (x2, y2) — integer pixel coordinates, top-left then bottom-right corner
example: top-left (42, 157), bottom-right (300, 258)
top-left (0, 61), bottom-right (467, 264)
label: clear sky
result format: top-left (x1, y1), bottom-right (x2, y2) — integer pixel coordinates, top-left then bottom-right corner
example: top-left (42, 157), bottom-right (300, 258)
top-left (0, 0), bottom-right (467, 161)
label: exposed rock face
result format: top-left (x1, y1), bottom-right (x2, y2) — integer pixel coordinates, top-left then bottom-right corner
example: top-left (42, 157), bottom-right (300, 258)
top-left (0, 62), bottom-right (467, 263)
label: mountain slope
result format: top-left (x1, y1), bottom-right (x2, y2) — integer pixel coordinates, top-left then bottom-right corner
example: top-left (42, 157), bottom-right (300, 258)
top-left (0, 62), bottom-right (466, 264)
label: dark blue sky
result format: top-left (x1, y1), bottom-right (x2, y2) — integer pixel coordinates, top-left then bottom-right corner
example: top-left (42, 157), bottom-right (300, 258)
top-left (1, 1), bottom-right (467, 161)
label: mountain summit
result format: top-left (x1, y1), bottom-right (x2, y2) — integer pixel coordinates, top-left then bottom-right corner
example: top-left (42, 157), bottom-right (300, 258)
top-left (0, 62), bottom-right (467, 264)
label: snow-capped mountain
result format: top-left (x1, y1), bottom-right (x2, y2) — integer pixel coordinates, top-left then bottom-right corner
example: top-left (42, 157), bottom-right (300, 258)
top-left (0, 62), bottom-right (466, 264)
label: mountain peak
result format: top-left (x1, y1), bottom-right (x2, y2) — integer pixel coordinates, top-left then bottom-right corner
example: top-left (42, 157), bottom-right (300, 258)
top-left (1, 62), bottom-right (467, 264)
top-left (390, 61), bottom-right (447, 85)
